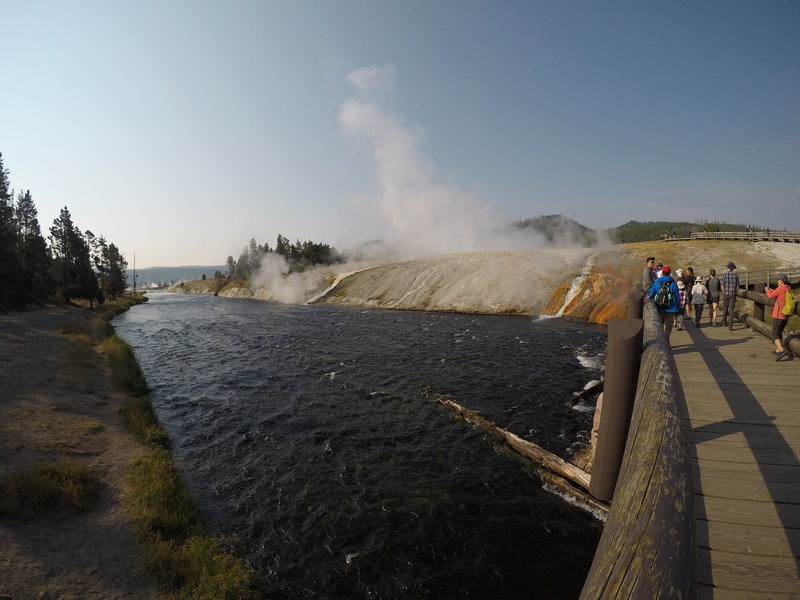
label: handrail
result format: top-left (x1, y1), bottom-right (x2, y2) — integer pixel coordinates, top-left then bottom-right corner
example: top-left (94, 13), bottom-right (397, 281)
top-left (734, 288), bottom-right (800, 357)
top-left (580, 298), bottom-right (696, 599)
top-left (738, 268), bottom-right (800, 289)
top-left (690, 231), bottom-right (800, 243)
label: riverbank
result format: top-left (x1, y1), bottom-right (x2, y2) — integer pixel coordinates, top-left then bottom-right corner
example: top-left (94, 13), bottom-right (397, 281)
top-left (168, 242), bottom-right (800, 325)
top-left (0, 302), bottom-right (159, 599)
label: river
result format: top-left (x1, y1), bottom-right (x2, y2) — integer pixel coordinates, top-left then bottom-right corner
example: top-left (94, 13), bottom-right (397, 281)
top-left (114, 291), bottom-right (607, 599)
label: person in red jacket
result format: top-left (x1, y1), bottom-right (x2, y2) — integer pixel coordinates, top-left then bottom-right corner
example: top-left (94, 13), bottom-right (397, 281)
top-left (765, 274), bottom-right (793, 361)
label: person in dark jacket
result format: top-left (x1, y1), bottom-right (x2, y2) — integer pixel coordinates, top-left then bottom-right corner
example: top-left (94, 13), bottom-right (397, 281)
top-left (648, 266), bottom-right (681, 341)
top-left (642, 256), bottom-right (657, 292)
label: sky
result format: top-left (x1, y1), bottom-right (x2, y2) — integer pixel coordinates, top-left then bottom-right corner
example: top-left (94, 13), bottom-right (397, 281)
top-left (1, 0), bottom-right (798, 268)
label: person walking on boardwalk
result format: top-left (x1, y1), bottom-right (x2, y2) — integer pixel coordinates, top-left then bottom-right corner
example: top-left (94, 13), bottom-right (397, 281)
top-left (691, 276), bottom-right (708, 326)
top-left (684, 267), bottom-right (696, 321)
top-left (642, 257), bottom-right (657, 292)
top-left (720, 261), bottom-right (740, 330)
top-left (765, 274), bottom-right (793, 361)
top-left (674, 280), bottom-right (688, 330)
top-left (648, 265), bottom-right (680, 340)
top-left (706, 269), bottom-right (721, 325)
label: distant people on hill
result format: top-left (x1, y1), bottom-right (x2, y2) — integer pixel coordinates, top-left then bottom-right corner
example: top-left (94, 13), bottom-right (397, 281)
top-left (691, 277), bottom-right (708, 327)
top-left (721, 262), bottom-right (740, 330)
top-left (684, 267), bottom-right (696, 321)
top-left (642, 256), bottom-right (657, 292)
top-left (648, 265), bottom-right (680, 340)
top-left (765, 274), bottom-right (793, 361)
top-left (706, 269), bottom-right (721, 325)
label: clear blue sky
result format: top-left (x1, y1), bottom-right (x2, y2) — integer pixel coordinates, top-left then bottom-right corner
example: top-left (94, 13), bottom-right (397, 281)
top-left (2, 0), bottom-right (798, 267)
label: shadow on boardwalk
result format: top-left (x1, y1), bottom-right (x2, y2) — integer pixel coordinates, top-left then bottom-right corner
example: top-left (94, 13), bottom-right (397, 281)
top-left (671, 324), bottom-right (800, 598)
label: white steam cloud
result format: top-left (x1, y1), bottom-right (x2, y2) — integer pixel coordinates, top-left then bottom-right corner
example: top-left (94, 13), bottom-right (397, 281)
top-left (339, 64), bottom-right (534, 259)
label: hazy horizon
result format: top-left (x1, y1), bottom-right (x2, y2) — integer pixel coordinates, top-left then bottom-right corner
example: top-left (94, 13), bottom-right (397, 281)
top-left (3, 2), bottom-right (798, 268)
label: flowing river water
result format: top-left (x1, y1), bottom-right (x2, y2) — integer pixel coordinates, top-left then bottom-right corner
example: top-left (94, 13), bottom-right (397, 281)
top-left (114, 291), bottom-right (607, 599)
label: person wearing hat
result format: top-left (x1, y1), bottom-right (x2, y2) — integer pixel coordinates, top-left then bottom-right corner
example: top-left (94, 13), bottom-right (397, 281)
top-left (765, 274), bottom-right (793, 360)
top-left (642, 257), bottom-right (657, 292)
top-left (648, 265), bottom-right (680, 340)
top-left (691, 276), bottom-right (708, 326)
top-left (674, 279), bottom-right (688, 330)
top-left (720, 261), bottom-right (740, 330)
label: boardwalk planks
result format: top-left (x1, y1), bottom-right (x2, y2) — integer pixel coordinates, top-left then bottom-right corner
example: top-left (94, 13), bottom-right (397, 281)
top-left (673, 323), bottom-right (800, 598)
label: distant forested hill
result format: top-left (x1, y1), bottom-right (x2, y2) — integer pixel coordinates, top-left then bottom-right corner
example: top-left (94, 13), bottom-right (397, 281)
top-left (512, 215), bottom-right (765, 245)
top-left (512, 215), bottom-right (598, 246)
top-left (609, 220), bottom-right (763, 243)
top-left (127, 265), bottom-right (225, 287)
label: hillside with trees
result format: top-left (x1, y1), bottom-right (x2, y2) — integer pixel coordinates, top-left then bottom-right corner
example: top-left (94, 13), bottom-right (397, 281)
top-left (226, 234), bottom-right (342, 281)
top-left (0, 152), bottom-right (128, 310)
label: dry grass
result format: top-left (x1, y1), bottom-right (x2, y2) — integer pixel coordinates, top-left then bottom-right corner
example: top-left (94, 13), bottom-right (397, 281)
top-left (0, 460), bottom-right (99, 517)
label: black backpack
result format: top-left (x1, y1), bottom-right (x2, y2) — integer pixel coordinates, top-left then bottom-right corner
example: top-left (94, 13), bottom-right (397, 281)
top-left (655, 280), bottom-right (673, 309)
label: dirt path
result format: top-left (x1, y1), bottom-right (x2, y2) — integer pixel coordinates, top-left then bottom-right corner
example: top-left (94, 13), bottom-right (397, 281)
top-left (0, 304), bottom-right (158, 600)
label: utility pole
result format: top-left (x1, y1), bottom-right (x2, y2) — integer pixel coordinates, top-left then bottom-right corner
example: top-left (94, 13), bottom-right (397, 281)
top-left (133, 252), bottom-right (137, 295)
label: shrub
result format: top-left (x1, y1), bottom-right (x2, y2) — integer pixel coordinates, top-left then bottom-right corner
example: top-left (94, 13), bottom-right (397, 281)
top-left (0, 460), bottom-right (99, 516)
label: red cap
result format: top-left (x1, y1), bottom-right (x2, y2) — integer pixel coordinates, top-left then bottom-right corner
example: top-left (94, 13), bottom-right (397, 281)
top-left (661, 266), bottom-right (671, 275)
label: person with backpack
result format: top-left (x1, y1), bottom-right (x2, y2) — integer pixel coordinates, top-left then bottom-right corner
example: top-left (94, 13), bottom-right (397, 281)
top-left (721, 261), bottom-right (740, 330)
top-left (765, 274), bottom-right (794, 361)
top-left (648, 265), bottom-right (680, 340)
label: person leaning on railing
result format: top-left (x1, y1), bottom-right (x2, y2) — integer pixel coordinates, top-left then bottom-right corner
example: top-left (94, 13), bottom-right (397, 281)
top-left (765, 274), bottom-right (793, 361)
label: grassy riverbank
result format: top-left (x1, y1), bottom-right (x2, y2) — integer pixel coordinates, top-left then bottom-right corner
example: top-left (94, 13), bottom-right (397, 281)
top-left (0, 295), bottom-right (257, 599)
top-left (97, 295), bottom-right (259, 599)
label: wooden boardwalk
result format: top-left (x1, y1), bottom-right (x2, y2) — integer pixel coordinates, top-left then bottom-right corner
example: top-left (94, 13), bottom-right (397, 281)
top-left (670, 321), bottom-right (800, 599)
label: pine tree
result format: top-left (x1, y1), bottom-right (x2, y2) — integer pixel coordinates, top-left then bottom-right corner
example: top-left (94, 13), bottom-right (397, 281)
top-left (14, 190), bottom-right (53, 298)
top-left (0, 153), bottom-right (25, 307)
top-left (49, 207), bottom-right (102, 304)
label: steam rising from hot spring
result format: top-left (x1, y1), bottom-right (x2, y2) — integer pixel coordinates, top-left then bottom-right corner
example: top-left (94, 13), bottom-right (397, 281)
top-left (339, 64), bottom-right (538, 259)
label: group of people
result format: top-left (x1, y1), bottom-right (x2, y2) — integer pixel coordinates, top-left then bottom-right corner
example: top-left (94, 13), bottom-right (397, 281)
top-left (641, 256), bottom-right (794, 360)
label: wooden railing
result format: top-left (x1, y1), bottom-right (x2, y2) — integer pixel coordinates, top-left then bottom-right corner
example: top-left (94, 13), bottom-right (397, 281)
top-left (690, 231), bottom-right (800, 243)
top-left (734, 287), bottom-right (800, 357)
top-left (738, 268), bottom-right (800, 289)
top-left (580, 298), bottom-right (696, 599)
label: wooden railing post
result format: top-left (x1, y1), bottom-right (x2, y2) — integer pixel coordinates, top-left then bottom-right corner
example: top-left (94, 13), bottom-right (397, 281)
top-left (753, 284), bottom-right (766, 322)
top-left (627, 290), bottom-right (643, 319)
top-left (589, 318), bottom-right (644, 502)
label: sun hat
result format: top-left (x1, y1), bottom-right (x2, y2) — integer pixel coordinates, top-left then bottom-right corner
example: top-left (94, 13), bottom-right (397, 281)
top-left (726, 261), bottom-right (737, 270)
top-left (675, 268), bottom-right (684, 277)
top-left (661, 266), bottom-right (671, 275)
top-left (677, 281), bottom-right (685, 289)
top-left (776, 274), bottom-right (789, 283)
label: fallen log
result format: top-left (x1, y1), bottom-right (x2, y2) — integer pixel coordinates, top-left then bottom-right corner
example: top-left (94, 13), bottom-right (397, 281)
top-left (424, 390), bottom-right (606, 513)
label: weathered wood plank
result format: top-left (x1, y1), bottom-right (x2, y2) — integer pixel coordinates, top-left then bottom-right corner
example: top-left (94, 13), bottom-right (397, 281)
top-left (696, 519), bottom-right (800, 558)
top-left (697, 495), bottom-right (800, 528)
top-left (693, 473), bottom-right (799, 503)
top-left (690, 443), bottom-right (799, 466)
top-left (690, 458), bottom-right (799, 483)
top-left (697, 586), bottom-right (800, 600)
top-left (687, 429), bottom-right (798, 451)
top-left (697, 548), bottom-right (800, 593)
